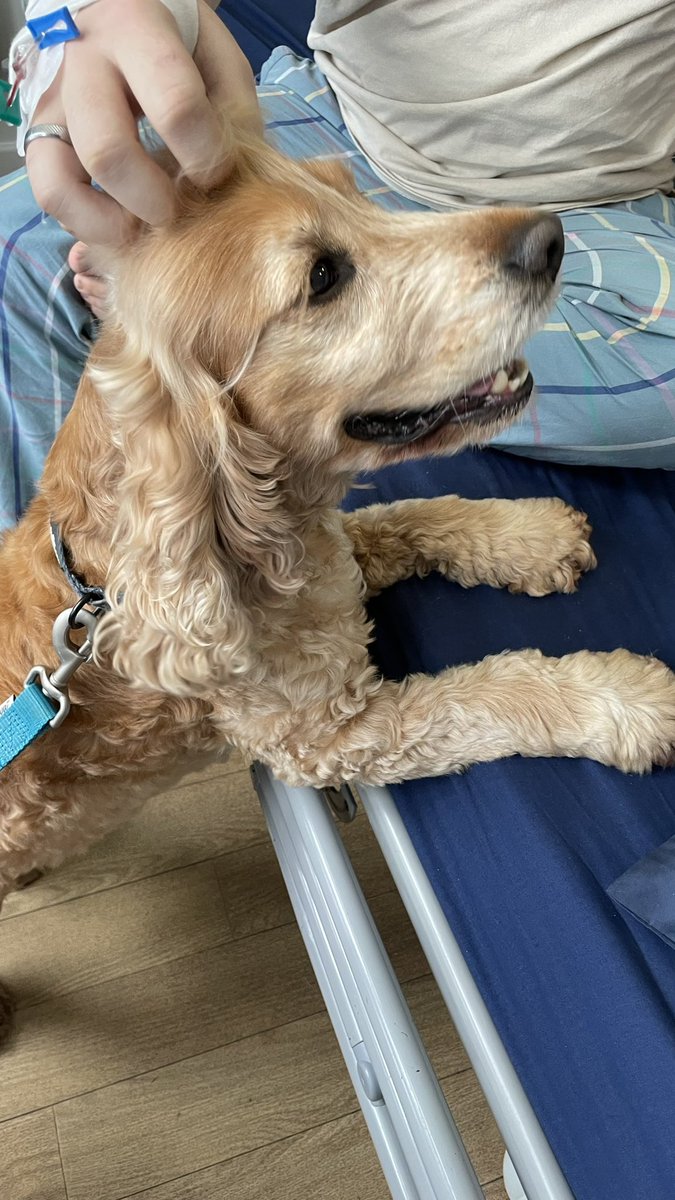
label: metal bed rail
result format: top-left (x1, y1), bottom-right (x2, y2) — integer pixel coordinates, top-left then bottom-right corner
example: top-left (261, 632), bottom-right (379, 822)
top-left (253, 762), bottom-right (485, 1200)
top-left (358, 781), bottom-right (574, 1200)
top-left (252, 762), bottom-right (575, 1200)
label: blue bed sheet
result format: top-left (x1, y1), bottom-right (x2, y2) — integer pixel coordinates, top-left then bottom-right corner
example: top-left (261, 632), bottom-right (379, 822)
top-left (345, 450), bottom-right (675, 1200)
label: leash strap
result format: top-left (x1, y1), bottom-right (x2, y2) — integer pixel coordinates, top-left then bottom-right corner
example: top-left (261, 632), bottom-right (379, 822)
top-left (0, 525), bottom-right (110, 773)
top-left (0, 682), bottom-right (58, 770)
top-left (0, 530), bottom-right (109, 772)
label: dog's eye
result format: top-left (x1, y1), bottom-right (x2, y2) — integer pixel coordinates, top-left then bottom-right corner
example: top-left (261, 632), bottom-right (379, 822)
top-left (308, 254), bottom-right (354, 304)
top-left (310, 257), bottom-right (341, 297)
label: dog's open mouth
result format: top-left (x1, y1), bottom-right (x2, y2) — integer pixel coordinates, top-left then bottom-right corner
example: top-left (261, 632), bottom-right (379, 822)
top-left (344, 359), bottom-right (533, 444)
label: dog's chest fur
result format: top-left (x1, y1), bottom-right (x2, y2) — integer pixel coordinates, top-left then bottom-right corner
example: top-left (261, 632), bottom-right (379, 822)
top-left (210, 509), bottom-right (379, 756)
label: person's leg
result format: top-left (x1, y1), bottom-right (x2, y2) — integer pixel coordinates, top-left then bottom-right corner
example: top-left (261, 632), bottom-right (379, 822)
top-left (491, 195), bottom-right (675, 468)
top-left (258, 48), bottom-right (423, 212)
top-left (0, 168), bottom-right (93, 532)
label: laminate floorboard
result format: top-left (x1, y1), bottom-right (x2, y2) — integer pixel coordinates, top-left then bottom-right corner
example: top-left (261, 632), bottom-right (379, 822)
top-left (1, 762), bottom-right (506, 1199)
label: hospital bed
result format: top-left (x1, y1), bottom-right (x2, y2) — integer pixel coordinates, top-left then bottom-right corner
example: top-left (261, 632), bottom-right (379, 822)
top-left (219, 6), bottom-right (675, 1196)
top-left (255, 449), bottom-right (675, 1200)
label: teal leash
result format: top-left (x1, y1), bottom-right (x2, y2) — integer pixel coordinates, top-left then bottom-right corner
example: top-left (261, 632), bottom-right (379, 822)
top-left (0, 525), bottom-right (109, 771)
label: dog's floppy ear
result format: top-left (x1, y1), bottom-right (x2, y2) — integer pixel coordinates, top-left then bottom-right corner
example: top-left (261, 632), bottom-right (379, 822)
top-left (304, 158), bottom-right (360, 197)
top-left (90, 337), bottom-right (304, 696)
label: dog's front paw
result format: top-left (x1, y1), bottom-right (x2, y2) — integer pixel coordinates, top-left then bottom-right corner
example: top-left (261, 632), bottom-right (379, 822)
top-left (506, 498), bottom-right (596, 596)
top-left (588, 650), bottom-right (675, 774)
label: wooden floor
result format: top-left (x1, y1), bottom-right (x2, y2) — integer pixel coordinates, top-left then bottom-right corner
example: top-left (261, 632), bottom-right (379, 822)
top-left (0, 754), bottom-right (507, 1200)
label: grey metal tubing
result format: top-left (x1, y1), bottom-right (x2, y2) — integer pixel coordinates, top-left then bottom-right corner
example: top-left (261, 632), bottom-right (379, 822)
top-left (253, 763), bottom-right (486, 1200)
top-left (359, 781), bottom-right (575, 1200)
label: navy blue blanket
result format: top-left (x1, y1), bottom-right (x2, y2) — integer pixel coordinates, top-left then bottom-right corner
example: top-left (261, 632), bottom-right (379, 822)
top-left (217, 1), bottom-right (313, 73)
top-left (345, 451), bottom-right (675, 1200)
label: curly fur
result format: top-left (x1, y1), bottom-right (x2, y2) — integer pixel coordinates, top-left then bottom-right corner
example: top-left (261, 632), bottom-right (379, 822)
top-left (91, 347), bottom-right (303, 693)
top-left (1, 132), bottom-right (674, 959)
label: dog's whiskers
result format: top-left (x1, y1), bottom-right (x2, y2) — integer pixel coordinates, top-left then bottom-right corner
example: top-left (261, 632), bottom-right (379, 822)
top-left (450, 392), bottom-right (468, 435)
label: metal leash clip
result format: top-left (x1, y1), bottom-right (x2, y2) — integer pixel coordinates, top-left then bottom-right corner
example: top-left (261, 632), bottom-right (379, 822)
top-left (24, 605), bottom-right (100, 730)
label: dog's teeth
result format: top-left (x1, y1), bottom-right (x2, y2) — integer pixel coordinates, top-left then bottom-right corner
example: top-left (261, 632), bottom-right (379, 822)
top-left (492, 368), bottom-right (509, 394)
top-left (505, 358), bottom-right (530, 392)
top-left (508, 370), bottom-right (528, 392)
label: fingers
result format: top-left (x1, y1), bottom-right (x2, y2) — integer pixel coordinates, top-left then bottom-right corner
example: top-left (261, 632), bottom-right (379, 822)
top-left (62, 55), bottom-right (177, 227)
top-left (27, 132), bottom-right (139, 246)
top-left (25, 0), bottom-right (261, 245)
top-left (194, 4), bottom-right (262, 136)
top-left (117, 15), bottom-right (230, 186)
top-left (27, 66), bottom-right (141, 245)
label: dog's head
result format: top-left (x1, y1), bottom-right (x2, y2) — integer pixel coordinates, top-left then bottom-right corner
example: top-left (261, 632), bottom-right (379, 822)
top-left (105, 137), bottom-right (561, 468)
top-left (90, 136), bottom-right (562, 693)
top-left (226, 156), bottom-right (561, 472)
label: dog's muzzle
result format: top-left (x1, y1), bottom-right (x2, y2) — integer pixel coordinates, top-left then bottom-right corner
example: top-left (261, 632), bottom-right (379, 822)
top-left (344, 360), bottom-right (533, 445)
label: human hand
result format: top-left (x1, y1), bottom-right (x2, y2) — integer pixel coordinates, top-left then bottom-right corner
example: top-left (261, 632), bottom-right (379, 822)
top-left (25, 0), bottom-right (260, 245)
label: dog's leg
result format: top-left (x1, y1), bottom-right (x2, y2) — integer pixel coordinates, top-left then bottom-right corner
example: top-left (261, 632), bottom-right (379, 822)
top-left (344, 495), bottom-right (596, 596)
top-left (270, 648), bottom-right (675, 784)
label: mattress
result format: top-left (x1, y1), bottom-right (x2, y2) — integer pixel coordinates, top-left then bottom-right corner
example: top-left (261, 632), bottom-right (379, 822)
top-left (344, 449), bottom-right (675, 1200)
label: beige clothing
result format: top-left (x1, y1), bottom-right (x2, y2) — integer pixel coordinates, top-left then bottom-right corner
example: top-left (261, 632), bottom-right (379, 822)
top-left (308, 0), bottom-right (675, 209)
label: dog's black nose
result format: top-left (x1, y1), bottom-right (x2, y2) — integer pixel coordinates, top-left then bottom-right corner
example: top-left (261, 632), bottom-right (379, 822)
top-left (505, 214), bottom-right (564, 284)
